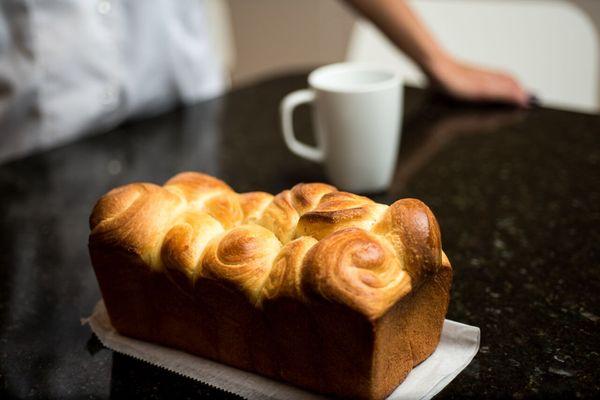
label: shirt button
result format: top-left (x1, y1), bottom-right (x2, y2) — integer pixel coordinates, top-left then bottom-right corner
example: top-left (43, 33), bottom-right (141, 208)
top-left (102, 86), bottom-right (118, 107)
top-left (97, 0), bottom-right (112, 15)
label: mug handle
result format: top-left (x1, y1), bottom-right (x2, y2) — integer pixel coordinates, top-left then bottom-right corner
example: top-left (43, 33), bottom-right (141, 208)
top-left (280, 89), bottom-right (325, 162)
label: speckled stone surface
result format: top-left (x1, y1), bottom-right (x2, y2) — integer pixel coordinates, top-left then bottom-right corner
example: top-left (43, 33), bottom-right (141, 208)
top-left (1, 73), bottom-right (599, 399)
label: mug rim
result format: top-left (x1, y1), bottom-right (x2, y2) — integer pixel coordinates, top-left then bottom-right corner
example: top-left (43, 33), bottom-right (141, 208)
top-left (308, 62), bottom-right (400, 94)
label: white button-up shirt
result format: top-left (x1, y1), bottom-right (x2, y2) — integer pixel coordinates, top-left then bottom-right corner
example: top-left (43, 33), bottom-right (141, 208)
top-left (0, 0), bottom-right (224, 163)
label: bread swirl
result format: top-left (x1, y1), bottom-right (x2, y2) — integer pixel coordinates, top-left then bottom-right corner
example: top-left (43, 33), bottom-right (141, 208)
top-left (89, 172), bottom-right (452, 400)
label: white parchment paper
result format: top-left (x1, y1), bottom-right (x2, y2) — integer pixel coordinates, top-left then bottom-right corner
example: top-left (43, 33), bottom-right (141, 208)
top-left (85, 300), bottom-right (479, 400)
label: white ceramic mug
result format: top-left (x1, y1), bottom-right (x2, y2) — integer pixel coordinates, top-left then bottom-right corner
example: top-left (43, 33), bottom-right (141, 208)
top-left (280, 62), bottom-right (402, 192)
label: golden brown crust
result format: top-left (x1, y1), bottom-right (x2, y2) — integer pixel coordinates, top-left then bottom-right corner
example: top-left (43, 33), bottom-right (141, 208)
top-left (165, 172), bottom-right (244, 228)
top-left (202, 193), bottom-right (244, 229)
top-left (200, 224), bottom-right (282, 304)
top-left (257, 190), bottom-right (299, 244)
top-left (164, 171), bottom-right (234, 202)
top-left (257, 183), bottom-right (336, 244)
top-left (296, 191), bottom-right (388, 240)
top-left (161, 211), bottom-right (224, 277)
top-left (289, 182), bottom-right (337, 214)
top-left (88, 172), bottom-right (451, 400)
top-left (89, 183), bottom-right (185, 268)
top-left (302, 228), bottom-right (412, 320)
top-left (89, 183), bottom-right (145, 230)
top-left (373, 198), bottom-right (442, 284)
top-left (88, 174), bottom-right (445, 320)
top-left (261, 236), bottom-right (318, 303)
top-left (239, 192), bottom-right (274, 223)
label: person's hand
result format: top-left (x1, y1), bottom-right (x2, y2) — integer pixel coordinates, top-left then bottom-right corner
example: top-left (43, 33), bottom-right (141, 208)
top-left (344, 1), bottom-right (534, 107)
top-left (426, 56), bottom-right (534, 107)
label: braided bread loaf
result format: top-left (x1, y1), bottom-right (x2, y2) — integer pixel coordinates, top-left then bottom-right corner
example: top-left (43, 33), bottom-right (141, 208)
top-left (88, 172), bottom-right (452, 400)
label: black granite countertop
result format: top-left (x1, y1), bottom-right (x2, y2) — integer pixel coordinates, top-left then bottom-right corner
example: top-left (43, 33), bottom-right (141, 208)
top-left (1, 73), bottom-right (599, 399)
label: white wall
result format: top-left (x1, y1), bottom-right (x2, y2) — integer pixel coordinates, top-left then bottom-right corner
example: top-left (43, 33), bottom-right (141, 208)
top-left (226, 0), bottom-right (354, 85)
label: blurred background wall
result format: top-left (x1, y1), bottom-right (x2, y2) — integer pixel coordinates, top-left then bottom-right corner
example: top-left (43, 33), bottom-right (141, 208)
top-left (215, 0), bottom-right (600, 113)
top-left (225, 0), bottom-right (355, 85)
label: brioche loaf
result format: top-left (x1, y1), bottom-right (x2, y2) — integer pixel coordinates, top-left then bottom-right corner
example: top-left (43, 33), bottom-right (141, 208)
top-left (88, 172), bottom-right (452, 399)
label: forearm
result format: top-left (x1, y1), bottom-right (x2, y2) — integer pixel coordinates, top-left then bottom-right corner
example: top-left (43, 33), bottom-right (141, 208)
top-left (343, 0), bottom-right (530, 106)
top-left (342, 0), bottom-right (448, 76)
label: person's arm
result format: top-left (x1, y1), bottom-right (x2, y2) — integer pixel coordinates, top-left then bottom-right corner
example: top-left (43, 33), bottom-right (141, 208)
top-left (343, 0), bottom-right (532, 107)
